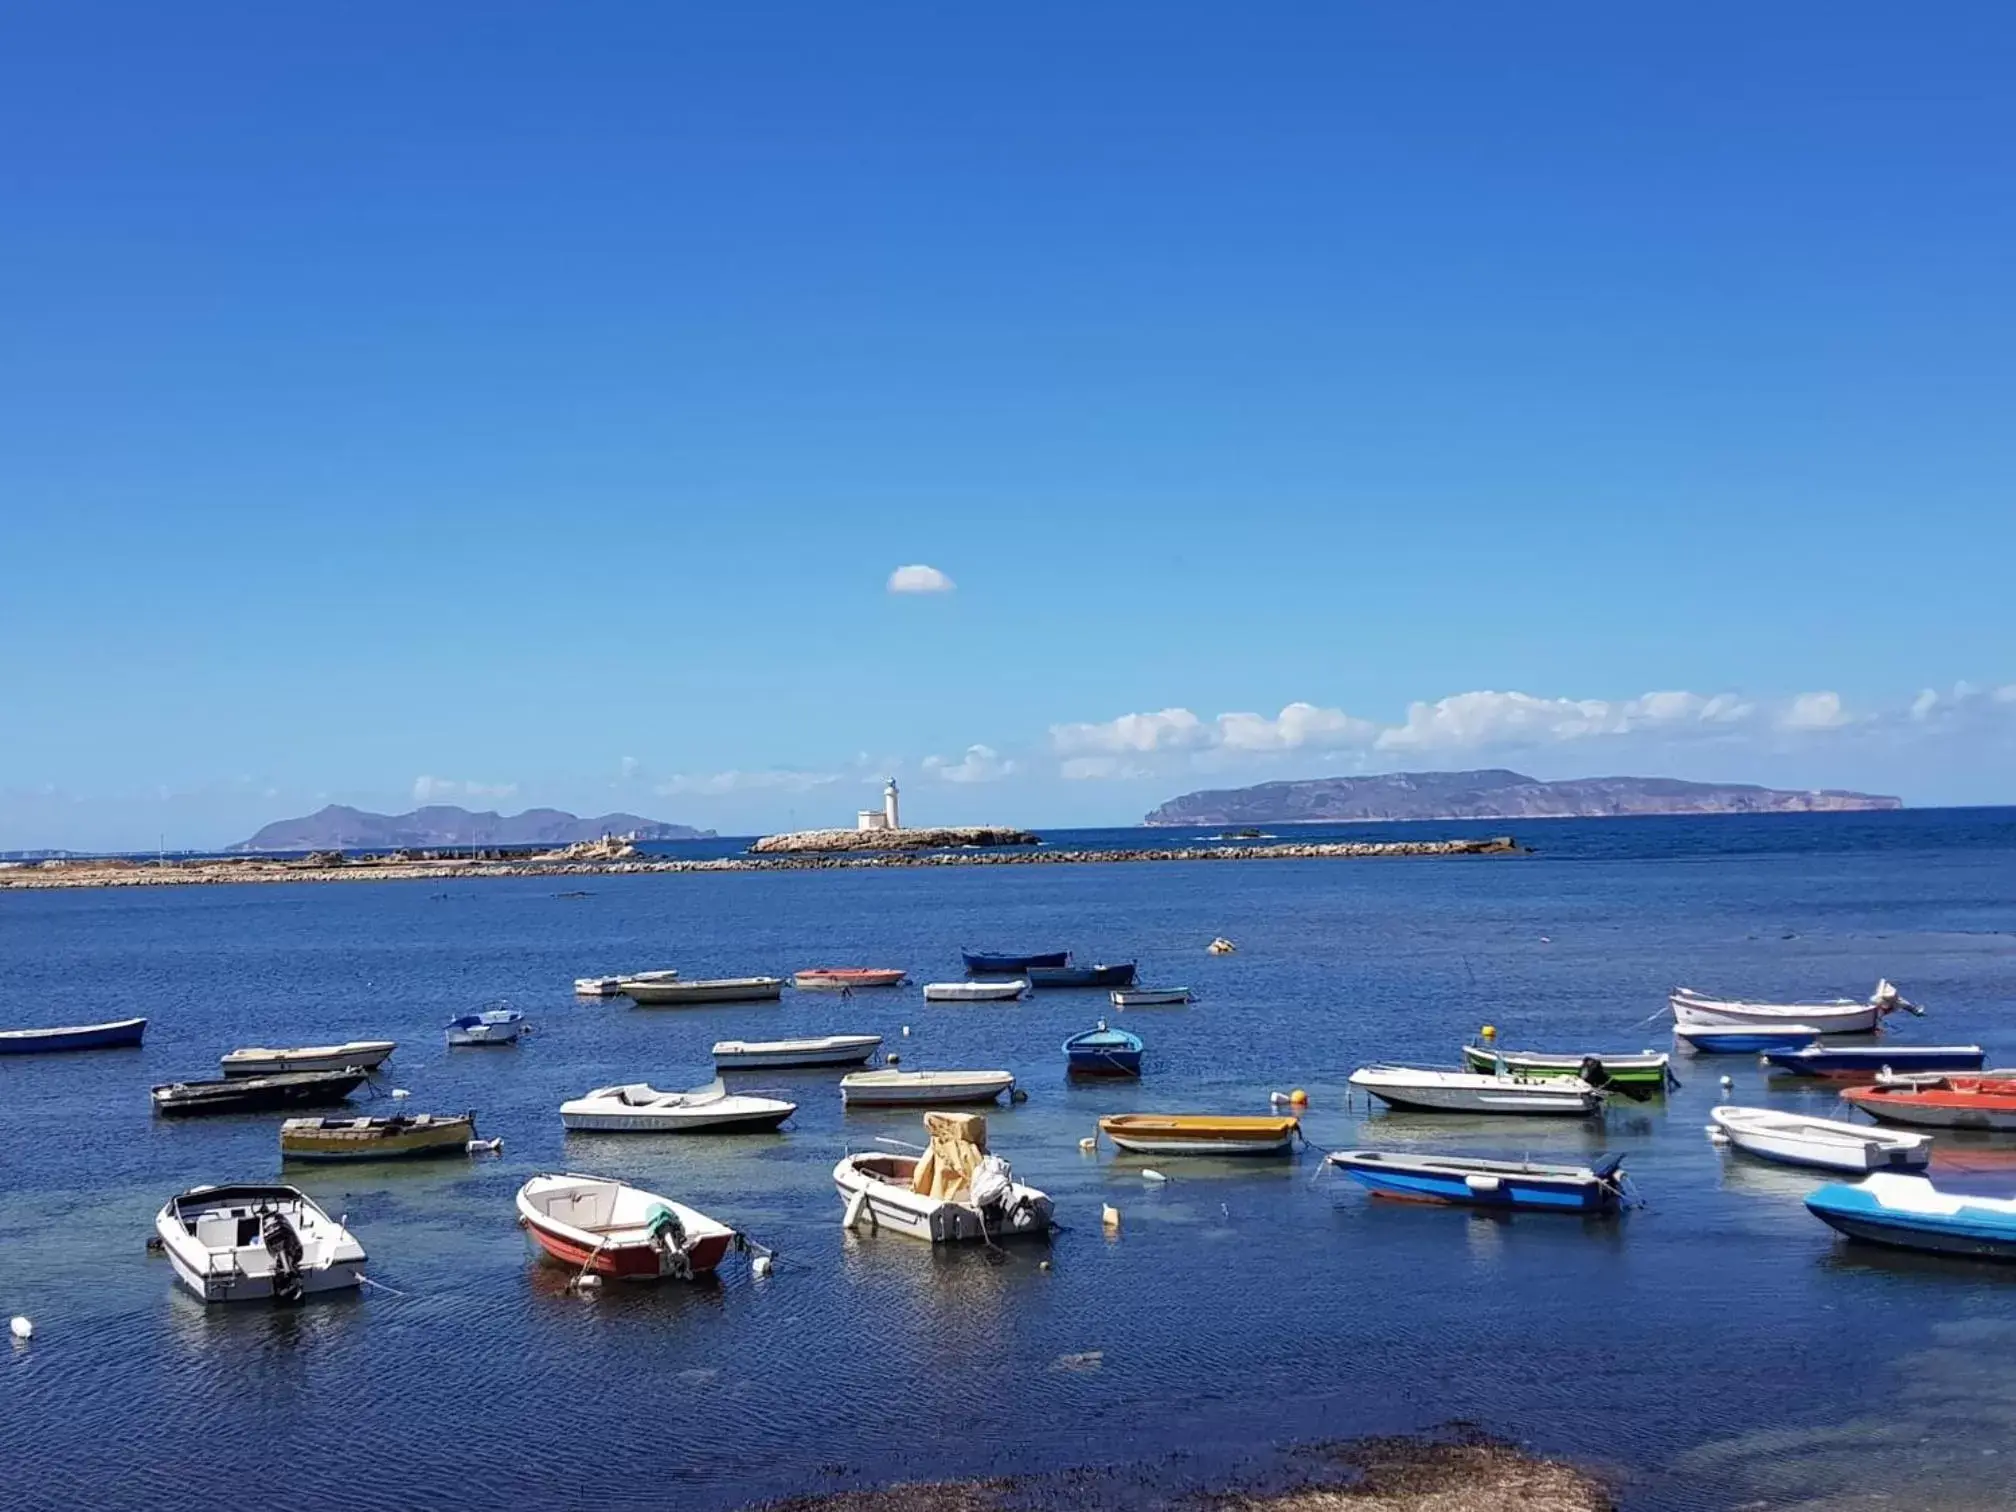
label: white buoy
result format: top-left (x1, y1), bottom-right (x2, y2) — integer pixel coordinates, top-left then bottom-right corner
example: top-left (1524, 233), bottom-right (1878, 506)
top-left (10, 1316), bottom-right (31, 1341)
top-left (1142, 1169), bottom-right (1168, 1184)
top-left (571, 1274), bottom-right (601, 1292)
top-left (886, 1052), bottom-right (901, 1066)
top-left (1078, 1136), bottom-right (1097, 1153)
top-left (391, 1088), bottom-right (411, 1100)
top-left (1720, 1075), bottom-right (1735, 1091)
top-left (752, 1254), bottom-right (773, 1278)
top-left (1101, 1204), bottom-right (1121, 1232)
top-left (1269, 1091), bottom-right (1290, 1105)
top-left (901, 1025), bottom-right (911, 1037)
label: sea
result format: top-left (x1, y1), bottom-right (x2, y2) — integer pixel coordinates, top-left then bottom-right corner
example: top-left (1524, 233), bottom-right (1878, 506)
top-left (3, 809), bottom-right (2015, 1511)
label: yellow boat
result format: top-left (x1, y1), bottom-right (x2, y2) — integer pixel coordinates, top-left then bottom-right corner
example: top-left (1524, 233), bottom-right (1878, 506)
top-left (280, 1111), bottom-right (477, 1162)
top-left (1097, 1114), bottom-right (1299, 1156)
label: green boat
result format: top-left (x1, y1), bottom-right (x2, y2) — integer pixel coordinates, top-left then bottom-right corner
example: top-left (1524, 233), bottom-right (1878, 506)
top-left (1461, 1043), bottom-right (1674, 1089)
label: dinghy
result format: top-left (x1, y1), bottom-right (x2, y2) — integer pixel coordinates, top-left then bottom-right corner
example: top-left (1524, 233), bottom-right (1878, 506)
top-left (834, 1111), bottom-right (1052, 1242)
top-left (516, 1172), bottom-right (739, 1280)
top-left (1461, 1043), bottom-right (1671, 1089)
top-left (1028, 962), bottom-right (1138, 989)
top-left (152, 1068), bottom-right (370, 1117)
top-left (1708, 1105), bottom-right (1931, 1173)
top-left (1806, 1172), bottom-right (2016, 1262)
top-left (559, 1079), bottom-right (796, 1133)
top-left (1097, 1113), bottom-right (1299, 1156)
top-left (1063, 1022), bottom-right (1143, 1078)
top-left (839, 1068), bottom-right (1016, 1106)
top-left (621, 976), bottom-right (784, 1005)
top-left (712, 1034), bottom-right (881, 1070)
top-left (793, 967), bottom-right (907, 991)
top-left (577, 968), bottom-right (677, 996)
top-left (962, 950), bottom-right (1069, 973)
top-left (154, 1184), bottom-right (366, 1303)
top-left (1111, 987), bottom-right (1191, 1007)
top-left (923, 979), bottom-right (1029, 1002)
top-left (445, 1009), bottom-right (524, 1046)
top-left (1843, 1075), bottom-right (2016, 1131)
top-left (1763, 1044), bottom-right (1984, 1080)
top-left (0, 1016), bottom-right (147, 1055)
top-left (1349, 1064), bottom-right (1608, 1116)
top-left (219, 1040), bottom-right (395, 1077)
top-left (280, 1111), bottom-right (480, 1161)
top-left (1326, 1150), bottom-right (1630, 1212)
top-left (1673, 1024), bottom-right (1823, 1055)
top-left (1669, 980), bottom-right (1919, 1034)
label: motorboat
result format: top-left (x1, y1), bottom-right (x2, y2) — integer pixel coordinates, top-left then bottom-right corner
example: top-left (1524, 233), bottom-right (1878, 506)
top-left (1763, 1044), bottom-right (1984, 1080)
top-left (154, 1184), bottom-right (367, 1303)
top-left (1326, 1150), bottom-right (1630, 1212)
top-left (1461, 1043), bottom-right (1671, 1090)
top-left (0, 1016), bottom-right (147, 1054)
top-left (1843, 1075), bottom-right (2016, 1131)
top-left (1097, 1113), bottom-right (1299, 1156)
top-left (152, 1068), bottom-right (370, 1117)
top-left (962, 950), bottom-right (1069, 973)
top-left (1806, 1173), bottom-right (2016, 1262)
top-left (1348, 1064), bottom-right (1607, 1116)
top-left (712, 1034), bottom-right (881, 1070)
top-left (1028, 962), bottom-right (1138, 989)
top-left (792, 968), bottom-right (907, 991)
top-left (1063, 1022), bottom-right (1143, 1078)
top-left (839, 1068), bottom-right (1015, 1106)
top-left (559, 1080), bottom-right (796, 1133)
top-left (516, 1172), bottom-right (739, 1280)
top-left (1111, 987), bottom-right (1191, 1007)
top-left (1669, 980), bottom-right (1919, 1034)
top-left (219, 1040), bottom-right (395, 1077)
top-left (923, 979), bottom-right (1028, 1002)
top-left (1673, 1024), bottom-right (1824, 1055)
top-left (1708, 1105), bottom-right (1931, 1173)
top-left (577, 969), bottom-right (677, 996)
top-left (620, 976), bottom-right (784, 1005)
top-left (281, 1111), bottom-right (480, 1161)
top-left (834, 1111), bottom-right (1052, 1242)
top-left (445, 1009), bottom-right (525, 1046)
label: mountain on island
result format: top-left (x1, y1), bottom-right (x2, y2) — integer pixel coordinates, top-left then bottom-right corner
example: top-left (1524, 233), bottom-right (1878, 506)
top-left (228, 804), bottom-right (714, 852)
top-left (1142, 769), bottom-right (1902, 826)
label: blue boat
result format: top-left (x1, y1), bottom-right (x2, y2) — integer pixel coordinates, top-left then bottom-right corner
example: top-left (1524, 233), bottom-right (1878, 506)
top-left (1063, 1022), bottom-right (1143, 1077)
top-left (1326, 1150), bottom-right (1630, 1213)
top-left (1765, 1043), bottom-right (1985, 1080)
top-left (445, 1009), bottom-right (525, 1047)
top-left (963, 950), bottom-right (1069, 973)
top-left (0, 1016), bottom-right (148, 1055)
top-left (1672, 1024), bottom-right (1823, 1055)
top-left (1029, 962), bottom-right (1138, 990)
top-left (1806, 1173), bottom-right (2016, 1261)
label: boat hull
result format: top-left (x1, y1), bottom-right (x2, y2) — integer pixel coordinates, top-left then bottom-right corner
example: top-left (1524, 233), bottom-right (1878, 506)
top-left (1764, 1047), bottom-right (1984, 1080)
top-left (1671, 998), bottom-right (1880, 1032)
top-left (560, 1106), bottom-right (793, 1133)
top-left (0, 1017), bottom-right (148, 1054)
top-left (1331, 1153), bottom-right (1622, 1212)
top-left (1028, 963), bottom-right (1138, 989)
top-left (1349, 1069), bottom-right (1602, 1116)
top-left (1807, 1184), bottom-right (2016, 1262)
top-left (833, 1158), bottom-right (1053, 1243)
top-left (154, 1186), bottom-right (367, 1304)
top-left (515, 1175), bottom-right (737, 1280)
top-left (1066, 1051), bottom-right (1142, 1078)
top-left (1098, 1116), bottom-right (1299, 1156)
top-left (1673, 1027), bottom-right (1823, 1055)
top-left (1460, 1045), bottom-right (1668, 1087)
top-left (280, 1114), bottom-right (476, 1161)
top-left (622, 978), bottom-right (784, 1005)
top-left (712, 1036), bottom-right (881, 1069)
top-left (923, 980), bottom-right (1028, 1002)
top-left (1110, 989), bottom-right (1190, 1007)
top-left (521, 1218), bottom-right (734, 1278)
top-left (793, 969), bottom-right (906, 990)
top-left (1843, 1088), bottom-right (2016, 1131)
top-left (220, 1042), bottom-right (396, 1077)
top-left (839, 1073), bottom-right (1014, 1106)
top-left (152, 1070), bottom-right (369, 1117)
top-left (445, 1017), bottom-right (523, 1046)
top-left (1710, 1107), bottom-right (1930, 1173)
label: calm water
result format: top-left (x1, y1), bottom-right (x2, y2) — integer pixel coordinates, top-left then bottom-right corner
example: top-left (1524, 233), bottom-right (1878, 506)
top-left (4, 811), bottom-right (2016, 1511)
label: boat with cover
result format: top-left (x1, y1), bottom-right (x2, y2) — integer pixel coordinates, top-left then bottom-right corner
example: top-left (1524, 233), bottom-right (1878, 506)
top-left (923, 979), bottom-right (1028, 1002)
top-left (1669, 980), bottom-right (1919, 1034)
top-left (0, 1016), bottom-right (147, 1054)
top-left (621, 975), bottom-right (784, 1005)
top-left (1708, 1105), bottom-right (1931, 1173)
top-left (559, 1079), bottom-right (796, 1133)
top-left (793, 967), bottom-right (907, 990)
top-left (152, 1068), bottom-right (370, 1117)
top-left (577, 968), bottom-right (678, 996)
top-left (1763, 1043), bottom-right (1984, 1080)
top-left (1097, 1113), bottom-right (1299, 1156)
top-left (1461, 1043), bottom-right (1672, 1089)
top-left (1029, 962), bottom-right (1138, 989)
top-left (219, 1040), bottom-right (396, 1077)
top-left (1843, 1074), bottom-right (2016, 1131)
top-left (840, 1068), bottom-right (1016, 1106)
top-left (1111, 987), bottom-right (1191, 1007)
top-left (834, 1111), bottom-right (1052, 1243)
top-left (281, 1111), bottom-right (480, 1161)
top-left (1806, 1172), bottom-right (2016, 1262)
top-left (445, 1009), bottom-right (524, 1046)
top-left (963, 950), bottom-right (1069, 973)
top-left (1327, 1150), bottom-right (1630, 1212)
top-left (154, 1184), bottom-right (366, 1303)
top-left (1673, 1024), bottom-right (1823, 1055)
top-left (1063, 1022), bottom-right (1143, 1077)
top-left (516, 1172), bottom-right (739, 1280)
top-left (712, 1034), bottom-right (881, 1070)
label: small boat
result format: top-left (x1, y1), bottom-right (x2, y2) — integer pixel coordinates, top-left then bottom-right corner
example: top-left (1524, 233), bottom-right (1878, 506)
top-left (834, 1111), bottom-right (1052, 1242)
top-left (152, 1068), bottom-right (370, 1117)
top-left (1708, 1105), bottom-right (1931, 1173)
top-left (1669, 980), bottom-right (1919, 1034)
top-left (621, 975), bottom-right (784, 1005)
top-left (219, 1040), bottom-right (396, 1077)
top-left (559, 1079), bottom-right (796, 1133)
top-left (792, 967), bottom-right (907, 991)
top-left (923, 979), bottom-right (1028, 1002)
top-left (1098, 1113), bottom-right (1299, 1156)
top-left (1063, 1022), bottom-right (1143, 1078)
top-left (154, 1184), bottom-right (367, 1303)
top-left (963, 950), bottom-right (1069, 973)
top-left (1461, 1043), bottom-right (1672, 1089)
top-left (281, 1111), bottom-right (480, 1162)
top-left (577, 969), bottom-right (677, 996)
top-left (840, 1068), bottom-right (1016, 1106)
top-left (1843, 1075), bottom-right (2016, 1131)
top-left (1028, 962), bottom-right (1138, 989)
top-left (0, 1016), bottom-right (148, 1055)
top-left (1111, 987), bottom-right (1191, 1008)
top-left (1348, 1065), bottom-right (1606, 1116)
top-left (445, 1009), bottom-right (525, 1046)
top-left (1673, 1024), bottom-right (1824, 1055)
top-left (516, 1172), bottom-right (739, 1280)
top-left (712, 1034), bottom-right (881, 1070)
top-left (1327, 1150), bottom-right (1630, 1212)
top-left (1763, 1044), bottom-right (1985, 1080)
top-left (1806, 1172), bottom-right (2016, 1262)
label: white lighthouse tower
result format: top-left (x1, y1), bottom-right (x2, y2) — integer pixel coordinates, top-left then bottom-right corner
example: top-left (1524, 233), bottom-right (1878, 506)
top-left (883, 778), bottom-right (901, 830)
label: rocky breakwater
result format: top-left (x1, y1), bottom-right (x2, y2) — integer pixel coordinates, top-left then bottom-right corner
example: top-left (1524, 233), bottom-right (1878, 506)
top-left (749, 826), bottom-right (1042, 854)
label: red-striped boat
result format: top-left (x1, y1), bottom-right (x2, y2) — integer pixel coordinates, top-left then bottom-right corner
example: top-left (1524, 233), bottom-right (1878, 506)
top-left (515, 1173), bottom-right (738, 1280)
top-left (793, 967), bottom-right (907, 991)
top-left (1844, 1074), bottom-right (2016, 1132)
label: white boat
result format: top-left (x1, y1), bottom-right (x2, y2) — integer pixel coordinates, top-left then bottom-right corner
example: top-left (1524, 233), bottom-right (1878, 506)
top-left (516, 1173), bottom-right (740, 1280)
top-left (1709, 1105), bottom-right (1931, 1174)
top-left (833, 1111), bottom-right (1051, 1243)
top-left (621, 975), bottom-right (784, 1005)
top-left (1111, 987), bottom-right (1192, 1007)
top-left (1348, 1065), bottom-right (1605, 1116)
top-left (1669, 980), bottom-right (1917, 1034)
top-left (445, 1008), bottom-right (524, 1046)
top-left (839, 1068), bottom-right (1016, 1106)
top-left (219, 1040), bottom-right (396, 1077)
top-left (712, 1034), bottom-right (882, 1070)
top-left (922, 979), bottom-right (1028, 1002)
top-left (576, 968), bottom-right (677, 996)
top-left (559, 1079), bottom-right (796, 1133)
top-left (153, 1183), bottom-right (366, 1304)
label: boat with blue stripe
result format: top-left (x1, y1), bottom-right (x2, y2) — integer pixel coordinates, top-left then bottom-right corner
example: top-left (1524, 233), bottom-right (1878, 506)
top-left (0, 1016), bottom-right (148, 1055)
top-left (1326, 1150), bottom-right (1631, 1213)
top-left (1672, 1024), bottom-right (1823, 1055)
top-left (1063, 1022), bottom-right (1143, 1078)
top-left (1806, 1173), bottom-right (2016, 1262)
top-left (1764, 1043), bottom-right (1985, 1080)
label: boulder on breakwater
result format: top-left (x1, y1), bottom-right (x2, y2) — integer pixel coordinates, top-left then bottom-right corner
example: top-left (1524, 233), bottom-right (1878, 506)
top-left (749, 826), bottom-right (1041, 854)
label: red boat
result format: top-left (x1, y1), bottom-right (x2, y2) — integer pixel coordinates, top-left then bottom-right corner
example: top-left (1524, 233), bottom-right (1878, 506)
top-left (792, 967), bottom-right (908, 991)
top-left (516, 1173), bottom-right (738, 1280)
top-left (1844, 1074), bottom-right (2016, 1132)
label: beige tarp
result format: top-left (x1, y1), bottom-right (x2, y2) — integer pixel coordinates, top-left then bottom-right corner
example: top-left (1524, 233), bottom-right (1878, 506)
top-left (909, 1111), bottom-right (990, 1201)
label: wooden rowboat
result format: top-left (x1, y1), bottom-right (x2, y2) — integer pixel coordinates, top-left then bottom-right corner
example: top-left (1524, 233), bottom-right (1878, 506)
top-left (516, 1172), bottom-right (738, 1281)
top-left (281, 1111), bottom-right (479, 1161)
top-left (793, 968), bottom-right (907, 990)
top-left (1843, 1075), bottom-right (2016, 1131)
top-left (1098, 1114), bottom-right (1299, 1156)
top-left (0, 1016), bottom-right (147, 1055)
top-left (220, 1040), bottom-right (395, 1077)
top-left (1461, 1043), bottom-right (1671, 1089)
top-left (1327, 1150), bottom-right (1629, 1212)
top-left (1708, 1105), bottom-right (1930, 1173)
top-left (621, 976), bottom-right (784, 1005)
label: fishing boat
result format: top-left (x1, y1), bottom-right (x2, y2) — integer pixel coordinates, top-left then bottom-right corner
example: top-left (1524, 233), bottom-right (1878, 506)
top-left (1669, 980), bottom-right (1919, 1034)
top-left (516, 1172), bottom-right (739, 1280)
top-left (559, 1079), bottom-right (796, 1133)
top-left (1028, 962), bottom-right (1138, 989)
top-left (923, 979), bottom-right (1029, 1002)
top-left (1097, 1113), bottom-right (1300, 1156)
top-left (1460, 1043), bottom-right (1672, 1089)
top-left (445, 1009), bottom-right (524, 1046)
top-left (154, 1184), bottom-right (367, 1303)
top-left (1806, 1172), bottom-right (2016, 1262)
top-left (1063, 1022), bottom-right (1143, 1077)
top-left (962, 950), bottom-right (1069, 973)
top-left (1111, 987), bottom-right (1191, 1007)
top-left (839, 1068), bottom-right (1016, 1106)
top-left (219, 1040), bottom-right (396, 1077)
top-left (1708, 1105), bottom-right (1930, 1173)
top-left (577, 968), bottom-right (677, 996)
top-left (280, 1111), bottom-right (480, 1161)
top-left (834, 1111), bottom-right (1052, 1242)
top-left (0, 1016), bottom-right (148, 1055)
top-left (792, 967), bottom-right (907, 991)
top-left (1348, 1064), bottom-right (1607, 1116)
top-left (620, 976), bottom-right (784, 1005)
top-left (152, 1068), bottom-right (370, 1117)
top-left (1763, 1044), bottom-right (1985, 1080)
top-left (712, 1034), bottom-right (882, 1070)
top-left (1326, 1150), bottom-right (1630, 1212)
top-left (1843, 1075), bottom-right (2016, 1131)
top-left (1672, 1024), bottom-right (1824, 1055)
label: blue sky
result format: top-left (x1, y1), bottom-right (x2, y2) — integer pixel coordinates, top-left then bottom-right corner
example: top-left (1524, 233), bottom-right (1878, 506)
top-left (4, 4), bottom-right (2013, 848)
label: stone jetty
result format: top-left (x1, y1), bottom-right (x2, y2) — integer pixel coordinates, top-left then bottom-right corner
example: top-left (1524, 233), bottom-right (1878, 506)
top-left (750, 825), bottom-right (1041, 854)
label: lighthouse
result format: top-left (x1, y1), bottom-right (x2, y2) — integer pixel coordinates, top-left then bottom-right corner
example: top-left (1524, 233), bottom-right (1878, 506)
top-left (883, 778), bottom-right (901, 830)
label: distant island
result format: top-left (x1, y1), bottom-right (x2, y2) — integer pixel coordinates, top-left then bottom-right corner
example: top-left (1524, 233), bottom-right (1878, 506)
top-left (228, 804), bottom-right (714, 852)
top-left (1143, 768), bottom-right (1903, 826)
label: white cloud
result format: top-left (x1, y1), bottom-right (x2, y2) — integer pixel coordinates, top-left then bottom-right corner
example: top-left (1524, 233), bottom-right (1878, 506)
top-left (1375, 689), bottom-right (1757, 751)
top-left (1049, 708), bottom-right (1209, 756)
top-left (412, 776), bottom-right (519, 804)
top-left (1060, 756), bottom-right (1151, 781)
top-left (922, 744), bottom-right (1017, 784)
top-left (618, 755), bottom-right (641, 780)
top-left (887, 564), bottom-right (955, 595)
top-left (654, 769), bottom-right (842, 797)
top-left (1780, 691), bottom-right (1848, 731)
top-left (1216, 702), bottom-right (1381, 752)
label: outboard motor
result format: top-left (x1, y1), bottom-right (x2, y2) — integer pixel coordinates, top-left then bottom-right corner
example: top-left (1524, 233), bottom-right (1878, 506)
top-left (261, 1210), bottom-right (306, 1306)
top-left (1577, 1056), bottom-right (1612, 1092)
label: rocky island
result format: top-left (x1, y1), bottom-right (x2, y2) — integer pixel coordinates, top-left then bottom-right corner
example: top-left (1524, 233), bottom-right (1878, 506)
top-left (749, 825), bottom-right (1041, 854)
top-left (229, 803), bottom-right (713, 851)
